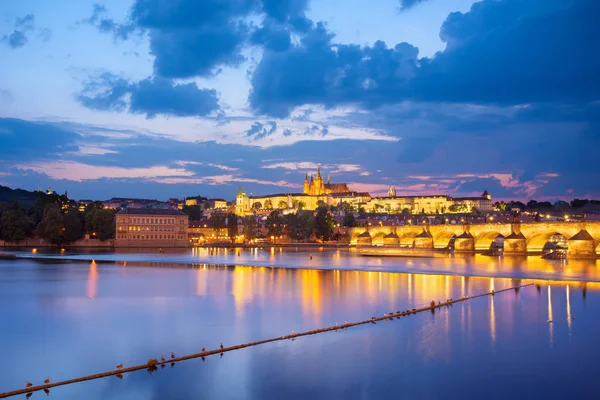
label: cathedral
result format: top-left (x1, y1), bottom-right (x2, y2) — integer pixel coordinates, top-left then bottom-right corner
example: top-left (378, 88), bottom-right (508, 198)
top-left (303, 167), bottom-right (349, 195)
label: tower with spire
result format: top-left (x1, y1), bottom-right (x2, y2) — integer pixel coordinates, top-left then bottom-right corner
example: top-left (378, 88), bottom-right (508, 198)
top-left (302, 166), bottom-right (349, 195)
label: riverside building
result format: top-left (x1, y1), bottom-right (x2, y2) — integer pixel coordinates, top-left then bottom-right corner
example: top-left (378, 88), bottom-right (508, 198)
top-left (115, 208), bottom-right (190, 248)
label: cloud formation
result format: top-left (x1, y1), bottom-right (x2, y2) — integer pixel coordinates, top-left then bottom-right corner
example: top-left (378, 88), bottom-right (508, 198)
top-left (2, 14), bottom-right (36, 48)
top-left (78, 74), bottom-right (221, 118)
top-left (16, 161), bottom-right (194, 182)
top-left (398, 0), bottom-right (429, 11)
top-left (249, 0), bottom-right (600, 117)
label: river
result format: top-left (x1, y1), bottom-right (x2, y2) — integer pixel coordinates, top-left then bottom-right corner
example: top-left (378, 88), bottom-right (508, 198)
top-left (1, 248), bottom-right (599, 399)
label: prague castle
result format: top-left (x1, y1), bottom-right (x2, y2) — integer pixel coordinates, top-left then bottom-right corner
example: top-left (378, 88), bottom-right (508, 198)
top-left (303, 167), bottom-right (350, 195)
top-left (235, 168), bottom-right (492, 215)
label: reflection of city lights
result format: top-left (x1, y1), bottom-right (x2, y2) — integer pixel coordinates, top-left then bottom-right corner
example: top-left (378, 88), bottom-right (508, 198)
top-left (87, 260), bottom-right (98, 300)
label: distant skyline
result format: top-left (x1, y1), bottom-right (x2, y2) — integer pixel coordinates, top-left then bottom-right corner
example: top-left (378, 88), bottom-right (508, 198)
top-left (1, 0), bottom-right (598, 201)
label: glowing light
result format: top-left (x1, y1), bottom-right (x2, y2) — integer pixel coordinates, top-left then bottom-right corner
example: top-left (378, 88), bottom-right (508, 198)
top-left (32, 248), bottom-right (37, 254)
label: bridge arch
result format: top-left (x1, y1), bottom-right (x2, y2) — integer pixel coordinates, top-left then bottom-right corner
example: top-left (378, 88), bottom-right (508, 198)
top-left (432, 231), bottom-right (461, 249)
top-left (475, 231), bottom-right (505, 251)
top-left (526, 231), bottom-right (569, 252)
top-left (399, 231), bottom-right (420, 246)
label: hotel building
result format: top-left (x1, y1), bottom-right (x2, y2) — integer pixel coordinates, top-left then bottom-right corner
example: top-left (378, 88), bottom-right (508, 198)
top-left (115, 208), bottom-right (190, 248)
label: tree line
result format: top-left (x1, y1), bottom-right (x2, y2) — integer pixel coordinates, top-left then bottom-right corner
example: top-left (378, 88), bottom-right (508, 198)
top-left (0, 192), bottom-right (115, 245)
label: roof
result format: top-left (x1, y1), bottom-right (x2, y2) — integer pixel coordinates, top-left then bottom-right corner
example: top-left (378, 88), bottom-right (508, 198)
top-left (248, 193), bottom-right (307, 199)
top-left (324, 183), bottom-right (350, 193)
top-left (117, 208), bottom-right (187, 216)
top-left (415, 230), bottom-right (433, 238)
top-left (569, 229), bottom-right (594, 241)
top-left (482, 190), bottom-right (490, 196)
top-left (456, 232), bottom-right (474, 239)
top-left (454, 197), bottom-right (491, 201)
top-left (357, 231), bottom-right (372, 238)
top-left (372, 195), bottom-right (450, 200)
top-left (384, 232), bottom-right (399, 238)
top-left (505, 232), bottom-right (526, 239)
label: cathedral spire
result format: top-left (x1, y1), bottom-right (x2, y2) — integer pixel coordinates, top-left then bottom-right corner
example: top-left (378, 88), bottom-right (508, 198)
top-left (317, 166), bottom-right (321, 178)
top-left (327, 174), bottom-right (330, 184)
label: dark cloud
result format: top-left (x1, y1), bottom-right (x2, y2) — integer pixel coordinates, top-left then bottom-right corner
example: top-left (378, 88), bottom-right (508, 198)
top-left (2, 14), bottom-right (35, 49)
top-left (245, 121), bottom-right (277, 140)
top-left (0, 118), bottom-right (79, 159)
top-left (398, 0), bottom-right (429, 11)
top-left (250, 21), bottom-right (292, 52)
top-left (15, 14), bottom-right (35, 30)
top-left (86, 1), bottom-right (311, 78)
top-left (78, 74), bottom-right (220, 118)
top-left (249, 0), bottom-right (600, 117)
top-left (4, 31), bottom-right (27, 48)
top-left (83, 4), bottom-right (136, 40)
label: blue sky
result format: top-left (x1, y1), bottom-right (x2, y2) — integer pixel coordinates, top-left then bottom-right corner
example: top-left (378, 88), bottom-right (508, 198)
top-left (0, 0), bottom-right (598, 201)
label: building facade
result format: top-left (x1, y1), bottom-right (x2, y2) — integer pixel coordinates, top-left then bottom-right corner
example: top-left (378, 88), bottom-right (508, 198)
top-left (235, 168), bottom-right (493, 215)
top-left (115, 208), bottom-right (190, 247)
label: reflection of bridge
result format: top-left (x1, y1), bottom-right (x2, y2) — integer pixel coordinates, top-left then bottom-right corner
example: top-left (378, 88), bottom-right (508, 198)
top-left (347, 222), bottom-right (600, 258)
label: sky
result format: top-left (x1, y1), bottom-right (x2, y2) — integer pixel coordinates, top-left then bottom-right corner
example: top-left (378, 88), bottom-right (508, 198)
top-left (0, 0), bottom-right (598, 202)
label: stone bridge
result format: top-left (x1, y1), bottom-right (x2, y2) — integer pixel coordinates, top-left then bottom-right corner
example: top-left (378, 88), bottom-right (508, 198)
top-left (346, 221), bottom-right (600, 258)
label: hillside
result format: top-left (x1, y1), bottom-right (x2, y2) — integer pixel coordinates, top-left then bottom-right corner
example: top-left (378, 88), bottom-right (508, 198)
top-left (0, 185), bottom-right (42, 208)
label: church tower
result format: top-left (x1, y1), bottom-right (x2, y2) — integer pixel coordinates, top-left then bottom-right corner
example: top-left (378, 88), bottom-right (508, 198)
top-left (388, 186), bottom-right (396, 197)
top-left (303, 173), bottom-right (310, 194)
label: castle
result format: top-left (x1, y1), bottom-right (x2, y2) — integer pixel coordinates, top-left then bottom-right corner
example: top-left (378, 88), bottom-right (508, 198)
top-left (234, 168), bottom-right (493, 215)
top-left (303, 167), bottom-right (350, 195)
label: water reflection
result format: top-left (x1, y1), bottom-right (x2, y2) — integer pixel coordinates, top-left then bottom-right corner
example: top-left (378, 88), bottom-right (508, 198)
top-left (20, 247), bottom-right (600, 283)
top-left (3, 259), bottom-right (600, 399)
top-left (87, 260), bottom-right (97, 299)
top-left (548, 285), bottom-right (554, 347)
top-left (490, 278), bottom-right (496, 346)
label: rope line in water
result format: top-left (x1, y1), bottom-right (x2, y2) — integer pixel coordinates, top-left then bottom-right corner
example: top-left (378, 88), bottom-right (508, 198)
top-left (0, 283), bottom-right (532, 399)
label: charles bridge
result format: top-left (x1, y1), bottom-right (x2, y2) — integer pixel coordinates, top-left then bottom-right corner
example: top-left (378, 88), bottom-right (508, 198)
top-left (345, 221), bottom-right (600, 258)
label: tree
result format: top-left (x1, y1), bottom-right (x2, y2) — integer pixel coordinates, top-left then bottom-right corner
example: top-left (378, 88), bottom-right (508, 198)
top-left (496, 201), bottom-right (508, 211)
top-left (0, 208), bottom-right (30, 242)
top-left (210, 214), bottom-right (226, 236)
top-left (343, 212), bottom-right (358, 227)
top-left (285, 212), bottom-right (314, 241)
top-left (441, 206), bottom-right (446, 214)
top-left (341, 202), bottom-right (354, 213)
top-left (181, 205), bottom-right (202, 221)
top-left (316, 200), bottom-right (327, 208)
top-left (37, 207), bottom-right (64, 245)
top-left (449, 204), bottom-right (467, 213)
top-left (421, 208), bottom-right (425, 214)
top-left (314, 206), bottom-right (334, 241)
top-left (252, 201), bottom-right (262, 210)
top-left (265, 210), bottom-right (283, 237)
top-left (401, 208), bottom-right (411, 215)
top-left (264, 199), bottom-right (273, 209)
top-left (93, 209), bottom-right (115, 241)
top-left (278, 200), bottom-right (288, 209)
top-left (227, 213), bottom-right (238, 242)
top-left (297, 201), bottom-right (305, 210)
top-left (243, 218), bottom-right (257, 240)
top-left (63, 211), bottom-right (84, 244)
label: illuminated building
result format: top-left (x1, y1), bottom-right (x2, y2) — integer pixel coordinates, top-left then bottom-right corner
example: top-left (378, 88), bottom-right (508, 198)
top-left (114, 208), bottom-right (190, 247)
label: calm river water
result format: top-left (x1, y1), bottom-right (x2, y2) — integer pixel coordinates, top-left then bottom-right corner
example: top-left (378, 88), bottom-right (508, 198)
top-left (1, 248), bottom-right (600, 399)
